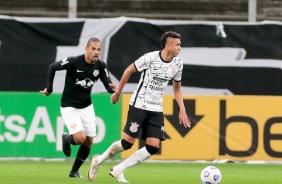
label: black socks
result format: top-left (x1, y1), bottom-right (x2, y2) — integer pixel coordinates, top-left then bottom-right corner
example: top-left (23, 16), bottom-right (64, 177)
top-left (71, 145), bottom-right (91, 173)
top-left (66, 134), bottom-right (77, 145)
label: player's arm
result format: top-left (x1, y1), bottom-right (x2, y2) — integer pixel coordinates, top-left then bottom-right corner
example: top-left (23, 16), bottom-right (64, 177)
top-left (100, 75), bottom-right (116, 93)
top-left (40, 58), bottom-right (70, 96)
top-left (172, 80), bottom-right (191, 128)
top-left (100, 62), bottom-right (116, 93)
top-left (111, 63), bottom-right (137, 104)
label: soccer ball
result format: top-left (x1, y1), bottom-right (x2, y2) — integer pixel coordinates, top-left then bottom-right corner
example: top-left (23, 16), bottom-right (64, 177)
top-left (200, 166), bottom-right (222, 184)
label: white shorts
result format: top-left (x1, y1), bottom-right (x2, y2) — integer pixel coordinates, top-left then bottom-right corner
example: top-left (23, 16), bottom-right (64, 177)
top-left (60, 104), bottom-right (96, 137)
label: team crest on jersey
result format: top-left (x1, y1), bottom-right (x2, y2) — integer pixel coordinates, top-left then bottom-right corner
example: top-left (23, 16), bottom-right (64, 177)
top-left (167, 65), bottom-right (178, 77)
top-left (93, 70), bottom-right (99, 77)
top-left (129, 122), bottom-right (139, 133)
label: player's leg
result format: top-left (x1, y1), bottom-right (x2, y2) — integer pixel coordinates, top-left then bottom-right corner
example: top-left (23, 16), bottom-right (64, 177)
top-left (110, 137), bottom-right (160, 183)
top-left (88, 134), bottom-right (135, 181)
top-left (110, 111), bottom-right (164, 182)
top-left (103, 105), bottom-right (146, 162)
top-left (88, 105), bottom-right (145, 181)
top-left (68, 104), bottom-right (96, 178)
top-left (70, 136), bottom-right (93, 178)
top-left (115, 137), bottom-right (160, 172)
top-left (60, 106), bottom-right (82, 157)
top-left (95, 133), bottom-right (135, 164)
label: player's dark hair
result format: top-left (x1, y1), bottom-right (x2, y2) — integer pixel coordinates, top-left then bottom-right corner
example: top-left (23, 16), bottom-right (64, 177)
top-left (87, 37), bottom-right (101, 46)
top-left (160, 31), bottom-right (181, 49)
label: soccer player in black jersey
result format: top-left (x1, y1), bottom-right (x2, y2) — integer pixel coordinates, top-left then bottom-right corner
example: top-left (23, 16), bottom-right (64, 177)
top-left (40, 37), bottom-right (116, 178)
top-left (88, 31), bottom-right (191, 182)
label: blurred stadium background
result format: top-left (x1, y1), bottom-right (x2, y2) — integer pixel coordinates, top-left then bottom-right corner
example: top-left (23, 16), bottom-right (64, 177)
top-left (0, 0), bottom-right (282, 21)
top-left (1, 0), bottom-right (282, 163)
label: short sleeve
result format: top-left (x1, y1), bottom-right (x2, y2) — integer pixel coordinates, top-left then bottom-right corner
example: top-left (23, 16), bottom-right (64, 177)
top-left (173, 58), bottom-right (183, 82)
top-left (134, 53), bottom-right (150, 72)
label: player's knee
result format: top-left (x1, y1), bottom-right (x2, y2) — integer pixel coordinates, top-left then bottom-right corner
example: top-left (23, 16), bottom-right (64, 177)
top-left (121, 139), bottom-right (133, 150)
top-left (83, 137), bottom-right (93, 148)
top-left (146, 144), bottom-right (159, 155)
top-left (74, 136), bottom-right (86, 145)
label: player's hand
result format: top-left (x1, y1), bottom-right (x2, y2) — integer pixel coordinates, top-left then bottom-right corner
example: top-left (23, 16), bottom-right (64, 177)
top-left (179, 109), bottom-right (191, 128)
top-left (111, 91), bottom-right (120, 104)
top-left (109, 83), bottom-right (117, 91)
top-left (39, 88), bottom-right (51, 96)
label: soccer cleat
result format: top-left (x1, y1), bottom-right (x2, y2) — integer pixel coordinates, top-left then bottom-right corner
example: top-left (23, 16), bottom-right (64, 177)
top-left (88, 154), bottom-right (101, 181)
top-left (109, 167), bottom-right (129, 183)
top-left (62, 132), bottom-right (71, 157)
top-left (69, 171), bottom-right (84, 178)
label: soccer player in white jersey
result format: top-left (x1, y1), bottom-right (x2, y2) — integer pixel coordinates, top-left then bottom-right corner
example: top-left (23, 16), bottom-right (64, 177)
top-left (88, 31), bottom-right (191, 182)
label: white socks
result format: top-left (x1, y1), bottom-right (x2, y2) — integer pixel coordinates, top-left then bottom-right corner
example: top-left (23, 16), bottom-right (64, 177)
top-left (97, 140), bottom-right (124, 164)
top-left (97, 141), bottom-right (152, 173)
top-left (114, 147), bottom-right (151, 172)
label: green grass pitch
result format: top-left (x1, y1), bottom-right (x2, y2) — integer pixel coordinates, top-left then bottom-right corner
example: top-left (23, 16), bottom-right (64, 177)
top-left (0, 160), bottom-right (281, 183)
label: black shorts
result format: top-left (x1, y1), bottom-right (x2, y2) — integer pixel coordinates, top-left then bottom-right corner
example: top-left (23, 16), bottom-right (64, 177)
top-left (123, 105), bottom-right (165, 141)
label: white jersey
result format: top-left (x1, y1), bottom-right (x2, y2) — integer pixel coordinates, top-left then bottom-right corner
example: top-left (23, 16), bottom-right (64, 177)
top-left (129, 51), bottom-right (183, 112)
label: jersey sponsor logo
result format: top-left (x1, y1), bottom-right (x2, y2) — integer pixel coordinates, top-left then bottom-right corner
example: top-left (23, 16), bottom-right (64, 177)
top-left (93, 70), bottom-right (99, 77)
top-left (61, 58), bottom-right (69, 66)
top-left (129, 122), bottom-right (139, 133)
top-left (149, 78), bottom-right (166, 92)
top-left (76, 78), bottom-right (95, 88)
top-left (145, 100), bottom-right (161, 105)
top-left (149, 85), bottom-right (164, 92)
top-left (153, 77), bottom-right (167, 83)
top-left (77, 69), bottom-right (84, 72)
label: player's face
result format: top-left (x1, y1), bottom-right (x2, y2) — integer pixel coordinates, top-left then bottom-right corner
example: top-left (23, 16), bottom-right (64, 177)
top-left (85, 41), bottom-right (102, 63)
top-left (166, 37), bottom-right (181, 57)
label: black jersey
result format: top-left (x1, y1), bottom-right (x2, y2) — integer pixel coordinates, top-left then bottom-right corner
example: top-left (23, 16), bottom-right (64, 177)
top-left (46, 54), bottom-right (114, 108)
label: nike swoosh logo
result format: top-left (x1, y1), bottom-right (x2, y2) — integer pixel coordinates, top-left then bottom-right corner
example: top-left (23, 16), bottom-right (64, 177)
top-left (77, 70), bottom-right (84, 72)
